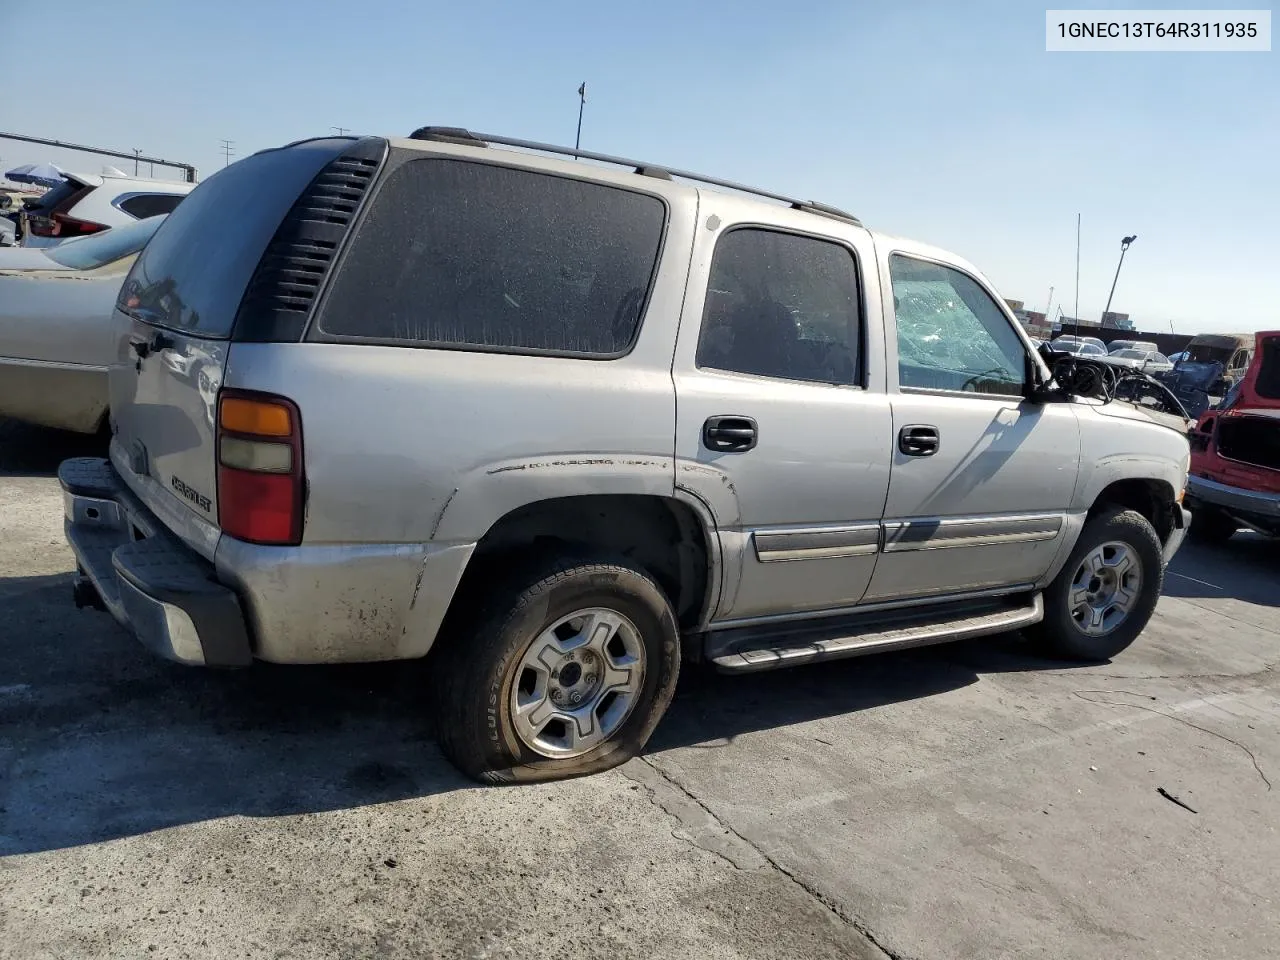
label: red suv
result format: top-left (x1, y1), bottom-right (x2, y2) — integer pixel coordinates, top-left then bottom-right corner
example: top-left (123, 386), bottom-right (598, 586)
top-left (1185, 331), bottom-right (1280, 541)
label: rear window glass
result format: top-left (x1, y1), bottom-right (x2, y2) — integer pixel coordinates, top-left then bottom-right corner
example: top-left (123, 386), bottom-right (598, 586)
top-left (316, 159), bottom-right (666, 357)
top-left (117, 141), bottom-right (350, 338)
top-left (28, 179), bottom-right (86, 212)
top-left (46, 215), bottom-right (166, 270)
top-left (117, 193), bottom-right (185, 220)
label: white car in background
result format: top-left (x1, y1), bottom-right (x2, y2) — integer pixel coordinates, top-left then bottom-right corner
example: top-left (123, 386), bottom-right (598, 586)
top-left (1107, 339), bottom-right (1158, 354)
top-left (17, 170), bottom-right (192, 247)
top-left (1104, 348), bottom-right (1174, 375)
top-left (0, 216), bottom-right (166, 433)
top-left (1047, 338), bottom-right (1107, 357)
top-left (1051, 334), bottom-right (1108, 353)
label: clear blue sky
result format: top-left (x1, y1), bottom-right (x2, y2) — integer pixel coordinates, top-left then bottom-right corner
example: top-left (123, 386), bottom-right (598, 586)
top-left (4, 0), bottom-right (1275, 333)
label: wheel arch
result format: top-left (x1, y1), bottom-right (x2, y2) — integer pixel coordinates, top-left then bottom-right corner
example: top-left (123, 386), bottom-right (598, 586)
top-left (453, 492), bottom-right (720, 632)
top-left (1089, 476), bottom-right (1180, 544)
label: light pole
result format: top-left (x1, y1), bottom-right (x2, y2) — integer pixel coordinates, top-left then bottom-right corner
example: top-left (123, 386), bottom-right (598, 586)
top-left (1101, 234), bottom-right (1137, 325)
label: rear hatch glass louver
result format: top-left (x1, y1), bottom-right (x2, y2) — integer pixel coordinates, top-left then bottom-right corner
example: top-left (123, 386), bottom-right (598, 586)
top-left (232, 146), bottom-right (383, 342)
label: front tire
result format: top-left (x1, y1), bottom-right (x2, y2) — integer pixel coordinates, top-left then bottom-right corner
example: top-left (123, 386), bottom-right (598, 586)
top-left (432, 554), bottom-right (681, 784)
top-left (1028, 507), bottom-right (1164, 662)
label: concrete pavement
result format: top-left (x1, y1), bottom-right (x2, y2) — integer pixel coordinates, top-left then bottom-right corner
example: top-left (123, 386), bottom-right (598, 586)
top-left (1, 421), bottom-right (1276, 959)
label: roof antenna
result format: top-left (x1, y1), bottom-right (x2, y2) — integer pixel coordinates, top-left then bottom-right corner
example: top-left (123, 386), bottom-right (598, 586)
top-left (574, 82), bottom-right (587, 159)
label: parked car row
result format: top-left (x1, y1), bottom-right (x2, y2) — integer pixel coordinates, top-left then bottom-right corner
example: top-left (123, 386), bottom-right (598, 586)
top-left (1047, 333), bottom-right (1256, 419)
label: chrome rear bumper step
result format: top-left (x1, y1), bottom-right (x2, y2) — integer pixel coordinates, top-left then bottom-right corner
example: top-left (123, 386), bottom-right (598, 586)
top-left (708, 593), bottom-right (1043, 673)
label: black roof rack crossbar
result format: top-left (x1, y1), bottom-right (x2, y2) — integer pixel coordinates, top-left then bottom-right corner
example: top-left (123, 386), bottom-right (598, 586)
top-left (407, 126), bottom-right (860, 225)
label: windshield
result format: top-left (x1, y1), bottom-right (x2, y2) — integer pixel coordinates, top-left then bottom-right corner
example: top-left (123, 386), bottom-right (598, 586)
top-left (1115, 349), bottom-right (1146, 359)
top-left (46, 215), bottom-right (167, 270)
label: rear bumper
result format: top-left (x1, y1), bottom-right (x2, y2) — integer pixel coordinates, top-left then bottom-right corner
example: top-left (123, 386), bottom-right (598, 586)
top-left (59, 457), bottom-right (252, 667)
top-left (1186, 475), bottom-right (1280, 520)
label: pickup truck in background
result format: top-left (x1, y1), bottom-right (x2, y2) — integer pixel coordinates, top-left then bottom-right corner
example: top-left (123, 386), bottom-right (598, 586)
top-left (1186, 331), bottom-right (1280, 542)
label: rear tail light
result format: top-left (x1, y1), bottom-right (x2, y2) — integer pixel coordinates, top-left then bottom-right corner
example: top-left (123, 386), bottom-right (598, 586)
top-left (217, 391), bottom-right (304, 545)
top-left (50, 213), bottom-right (108, 236)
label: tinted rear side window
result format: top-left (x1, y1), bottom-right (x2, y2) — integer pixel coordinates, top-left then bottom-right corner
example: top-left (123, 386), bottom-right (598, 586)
top-left (117, 193), bottom-right (185, 219)
top-left (316, 159), bottom-right (666, 357)
top-left (117, 139), bottom-right (354, 338)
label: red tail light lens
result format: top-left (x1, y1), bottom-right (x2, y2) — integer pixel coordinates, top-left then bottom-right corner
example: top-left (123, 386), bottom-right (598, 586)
top-left (51, 213), bottom-right (108, 236)
top-left (217, 391), bottom-right (304, 545)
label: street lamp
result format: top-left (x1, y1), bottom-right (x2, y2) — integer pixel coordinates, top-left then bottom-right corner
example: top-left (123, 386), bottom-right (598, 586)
top-left (1101, 234), bottom-right (1137, 326)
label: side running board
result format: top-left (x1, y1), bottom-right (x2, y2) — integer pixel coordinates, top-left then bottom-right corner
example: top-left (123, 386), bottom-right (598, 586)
top-left (706, 593), bottom-right (1043, 673)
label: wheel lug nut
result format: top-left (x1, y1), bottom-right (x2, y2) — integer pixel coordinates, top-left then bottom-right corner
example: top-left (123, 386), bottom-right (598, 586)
top-left (570, 691), bottom-right (581, 704)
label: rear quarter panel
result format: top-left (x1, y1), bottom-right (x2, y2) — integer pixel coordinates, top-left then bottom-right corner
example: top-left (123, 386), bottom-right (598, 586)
top-left (211, 181), bottom-right (698, 662)
top-left (225, 148), bottom-right (701, 550)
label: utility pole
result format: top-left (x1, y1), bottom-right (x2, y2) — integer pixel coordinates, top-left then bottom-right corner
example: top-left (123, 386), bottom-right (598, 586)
top-left (575, 82), bottom-right (587, 157)
top-left (1074, 213), bottom-right (1081, 324)
top-left (1101, 235), bottom-right (1137, 325)
top-left (330, 126), bottom-right (350, 136)
top-left (219, 139), bottom-right (236, 168)
top-left (132, 148), bottom-right (142, 175)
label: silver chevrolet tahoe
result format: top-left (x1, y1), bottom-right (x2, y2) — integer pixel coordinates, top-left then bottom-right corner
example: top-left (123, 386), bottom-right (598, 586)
top-left (61, 128), bottom-right (1191, 783)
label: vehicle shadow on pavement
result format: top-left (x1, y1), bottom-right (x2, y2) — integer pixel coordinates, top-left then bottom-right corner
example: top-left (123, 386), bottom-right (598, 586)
top-left (0, 573), bottom-right (467, 857)
top-left (651, 633), bottom-right (1066, 753)
top-left (1162, 536), bottom-right (1280, 606)
top-left (0, 418), bottom-right (108, 478)
top-left (0, 569), bottom-right (1069, 856)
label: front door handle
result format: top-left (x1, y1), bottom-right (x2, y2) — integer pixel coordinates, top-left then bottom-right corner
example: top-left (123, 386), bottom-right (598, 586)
top-left (899, 424), bottom-right (939, 457)
top-left (703, 415), bottom-right (758, 452)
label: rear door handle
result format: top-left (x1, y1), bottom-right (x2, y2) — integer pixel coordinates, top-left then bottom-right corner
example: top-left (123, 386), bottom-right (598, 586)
top-left (703, 415), bottom-right (758, 452)
top-left (899, 424), bottom-right (939, 457)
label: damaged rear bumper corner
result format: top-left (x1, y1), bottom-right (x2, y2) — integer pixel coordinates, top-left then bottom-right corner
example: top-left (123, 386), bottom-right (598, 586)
top-left (59, 457), bottom-right (253, 667)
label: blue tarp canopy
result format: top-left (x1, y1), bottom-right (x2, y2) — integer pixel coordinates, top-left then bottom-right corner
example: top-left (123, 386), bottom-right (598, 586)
top-left (4, 162), bottom-right (65, 187)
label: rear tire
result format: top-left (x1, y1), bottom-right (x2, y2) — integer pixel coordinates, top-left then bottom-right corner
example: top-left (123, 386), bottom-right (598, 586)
top-left (1187, 505), bottom-right (1237, 544)
top-left (432, 553), bottom-right (680, 784)
top-left (1027, 507), bottom-right (1163, 662)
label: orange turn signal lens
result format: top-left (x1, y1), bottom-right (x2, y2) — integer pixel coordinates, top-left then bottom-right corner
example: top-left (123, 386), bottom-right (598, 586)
top-left (220, 397), bottom-right (292, 437)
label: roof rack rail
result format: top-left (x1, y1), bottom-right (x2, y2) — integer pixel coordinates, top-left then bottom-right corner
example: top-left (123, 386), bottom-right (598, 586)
top-left (407, 126), bottom-right (860, 226)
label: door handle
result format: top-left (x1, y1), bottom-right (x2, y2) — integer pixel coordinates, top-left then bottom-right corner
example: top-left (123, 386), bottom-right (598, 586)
top-left (899, 424), bottom-right (939, 457)
top-left (703, 415), bottom-right (758, 452)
